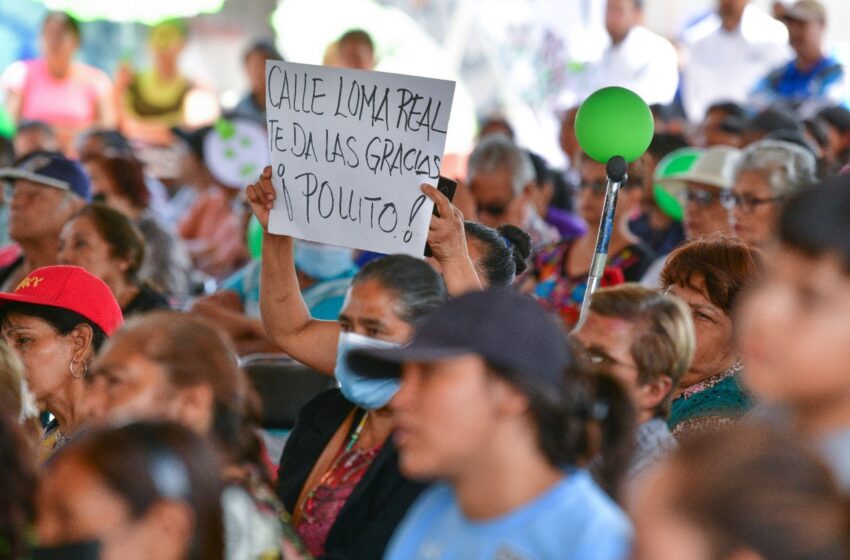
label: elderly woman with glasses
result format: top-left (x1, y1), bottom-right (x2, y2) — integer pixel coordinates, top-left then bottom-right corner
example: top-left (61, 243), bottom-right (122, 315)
top-left (523, 153), bottom-right (654, 327)
top-left (722, 140), bottom-right (816, 248)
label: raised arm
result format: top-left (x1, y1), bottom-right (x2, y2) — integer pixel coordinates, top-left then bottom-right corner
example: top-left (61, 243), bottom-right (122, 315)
top-left (246, 167), bottom-right (342, 374)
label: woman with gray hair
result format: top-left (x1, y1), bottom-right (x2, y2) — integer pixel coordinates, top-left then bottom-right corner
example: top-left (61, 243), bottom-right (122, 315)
top-left (723, 140), bottom-right (816, 247)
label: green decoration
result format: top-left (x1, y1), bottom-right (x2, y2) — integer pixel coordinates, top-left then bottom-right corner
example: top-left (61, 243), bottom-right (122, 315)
top-left (653, 148), bottom-right (702, 221)
top-left (574, 86), bottom-right (654, 163)
top-left (247, 214), bottom-right (264, 260)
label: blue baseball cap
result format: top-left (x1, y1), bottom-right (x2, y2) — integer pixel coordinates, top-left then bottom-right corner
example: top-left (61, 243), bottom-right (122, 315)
top-left (0, 151), bottom-right (91, 201)
top-left (347, 288), bottom-right (573, 396)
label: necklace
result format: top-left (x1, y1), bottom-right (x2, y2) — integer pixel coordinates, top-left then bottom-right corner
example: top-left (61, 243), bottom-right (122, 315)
top-left (345, 410), bottom-right (369, 452)
top-left (298, 411), bottom-right (378, 527)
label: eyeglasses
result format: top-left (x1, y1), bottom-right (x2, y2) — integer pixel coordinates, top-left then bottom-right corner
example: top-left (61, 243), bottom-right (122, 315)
top-left (681, 187), bottom-right (723, 208)
top-left (720, 191), bottom-right (783, 212)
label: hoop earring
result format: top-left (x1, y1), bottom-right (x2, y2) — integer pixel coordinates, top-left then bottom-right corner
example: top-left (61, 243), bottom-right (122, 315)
top-left (69, 361), bottom-right (88, 379)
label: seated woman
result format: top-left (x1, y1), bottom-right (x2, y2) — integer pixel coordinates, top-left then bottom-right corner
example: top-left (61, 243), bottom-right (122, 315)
top-left (724, 139), bottom-right (816, 248)
top-left (523, 154), bottom-right (654, 327)
top-left (0, 265), bottom-right (122, 463)
top-left (34, 421), bottom-right (225, 560)
top-left (87, 311), bottom-right (309, 560)
top-left (630, 425), bottom-right (850, 560)
top-left (245, 168), bottom-right (459, 559)
top-left (661, 235), bottom-right (762, 439)
top-left (81, 154), bottom-right (193, 297)
top-left (59, 204), bottom-right (170, 317)
top-left (346, 289), bottom-right (634, 559)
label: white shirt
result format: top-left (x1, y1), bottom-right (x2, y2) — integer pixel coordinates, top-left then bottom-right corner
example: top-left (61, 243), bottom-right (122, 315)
top-left (579, 26), bottom-right (680, 106)
top-left (681, 5), bottom-right (789, 122)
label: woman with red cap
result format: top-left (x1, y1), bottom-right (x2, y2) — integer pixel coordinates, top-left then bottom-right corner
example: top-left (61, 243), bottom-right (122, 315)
top-left (0, 265), bottom-right (122, 463)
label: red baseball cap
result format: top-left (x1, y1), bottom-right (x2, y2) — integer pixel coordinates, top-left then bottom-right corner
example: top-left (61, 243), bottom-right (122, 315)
top-left (0, 266), bottom-right (123, 336)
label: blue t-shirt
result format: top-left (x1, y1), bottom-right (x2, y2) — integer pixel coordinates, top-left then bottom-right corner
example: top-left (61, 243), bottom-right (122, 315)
top-left (384, 470), bottom-right (632, 560)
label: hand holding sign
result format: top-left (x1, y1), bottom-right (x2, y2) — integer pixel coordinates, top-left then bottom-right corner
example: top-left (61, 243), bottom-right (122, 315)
top-left (265, 61), bottom-right (455, 257)
top-left (245, 166), bottom-right (276, 231)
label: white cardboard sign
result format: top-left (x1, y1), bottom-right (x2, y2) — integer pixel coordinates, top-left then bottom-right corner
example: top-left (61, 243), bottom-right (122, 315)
top-left (265, 60), bottom-right (455, 256)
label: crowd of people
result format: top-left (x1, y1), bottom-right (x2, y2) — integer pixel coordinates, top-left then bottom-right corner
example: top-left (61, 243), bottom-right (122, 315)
top-left (2, 1), bottom-right (850, 559)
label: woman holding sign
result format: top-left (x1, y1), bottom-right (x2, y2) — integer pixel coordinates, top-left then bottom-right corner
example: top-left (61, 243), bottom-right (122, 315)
top-left (247, 166), bottom-right (463, 559)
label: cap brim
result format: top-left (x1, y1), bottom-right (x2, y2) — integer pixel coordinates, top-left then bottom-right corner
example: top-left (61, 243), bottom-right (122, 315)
top-left (657, 173), bottom-right (728, 193)
top-left (0, 168), bottom-right (72, 193)
top-left (0, 291), bottom-right (69, 311)
top-left (347, 342), bottom-right (475, 379)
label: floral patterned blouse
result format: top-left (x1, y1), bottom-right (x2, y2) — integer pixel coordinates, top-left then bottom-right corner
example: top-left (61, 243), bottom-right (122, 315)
top-left (530, 240), bottom-right (654, 327)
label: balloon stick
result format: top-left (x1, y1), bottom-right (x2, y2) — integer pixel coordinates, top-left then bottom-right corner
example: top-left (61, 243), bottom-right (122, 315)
top-left (572, 155), bottom-right (627, 333)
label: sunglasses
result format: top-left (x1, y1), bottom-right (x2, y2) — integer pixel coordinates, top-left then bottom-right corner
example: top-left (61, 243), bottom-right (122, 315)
top-left (478, 202), bottom-right (508, 216)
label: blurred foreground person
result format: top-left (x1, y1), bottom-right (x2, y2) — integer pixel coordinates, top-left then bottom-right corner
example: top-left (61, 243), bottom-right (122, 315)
top-left (87, 312), bottom-right (309, 559)
top-left (739, 175), bottom-right (850, 492)
top-left (34, 422), bottom-right (225, 560)
top-left (0, 403), bottom-right (37, 560)
top-left (348, 289), bottom-right (635, 560)
top-left (630, 425), bottom-right (850, 560)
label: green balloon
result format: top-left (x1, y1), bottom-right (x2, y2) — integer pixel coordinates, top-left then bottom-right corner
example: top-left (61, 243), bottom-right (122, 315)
top-left (575, 86), bottom-right (654, 163)
top-left (0, 105), bottom-right (15, 138)
top-left (247, 215), bottom-right (264, 259)
top-left (653, 148), bottom-right (702, 221)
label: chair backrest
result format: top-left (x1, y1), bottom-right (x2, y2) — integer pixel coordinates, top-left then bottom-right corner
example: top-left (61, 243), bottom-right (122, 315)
top-left (242, 355), bottom-right (336, 430)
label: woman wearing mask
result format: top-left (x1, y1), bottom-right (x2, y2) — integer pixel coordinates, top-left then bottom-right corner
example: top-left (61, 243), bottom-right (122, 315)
top-left (59, 204), bottom-right (170, 317)
top-left (347, 289), bottom-right (634, 559)
top-left (245, 168), bottom-right (450, 559)
top-left (86, 312), bottom-right (309, 560)
top-left (0, 265), bottom-right (122, 463)
top-left (34, 421), bottom-right (225, 560)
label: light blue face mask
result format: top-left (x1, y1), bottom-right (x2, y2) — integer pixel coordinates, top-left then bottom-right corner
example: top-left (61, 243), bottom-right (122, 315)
top-left (334, 331), bottom-right (402, 410)
top-left (294, 241), bottom-right (354, 281)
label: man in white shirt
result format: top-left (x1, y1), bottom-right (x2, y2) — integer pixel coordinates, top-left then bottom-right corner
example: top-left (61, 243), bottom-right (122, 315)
top-left (681, 0), bottom-right (789, 123)
top-left (578, 0), bottom-right (679, 106)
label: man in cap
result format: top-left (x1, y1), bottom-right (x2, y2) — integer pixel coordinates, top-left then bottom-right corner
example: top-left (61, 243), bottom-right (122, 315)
top-left (753, 0), bottom-right (847, 115)
top-left (0, 151), bottom-right (89, 290)
top-left (641, 146), bottom-right (742, 287)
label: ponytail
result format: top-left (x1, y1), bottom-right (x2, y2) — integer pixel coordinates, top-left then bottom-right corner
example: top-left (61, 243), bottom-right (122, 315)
top-left (582, 372), bottom-right (636, 501)
top-left (511, 360), bottom-right (636, 502)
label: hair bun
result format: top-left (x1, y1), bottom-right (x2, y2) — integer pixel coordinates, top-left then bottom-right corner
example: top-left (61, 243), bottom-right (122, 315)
top-left (497, 225), bottom-right (532, 275)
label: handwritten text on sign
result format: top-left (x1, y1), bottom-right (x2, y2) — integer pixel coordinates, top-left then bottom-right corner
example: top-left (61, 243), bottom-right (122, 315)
top-left (265, 61), bottom-right (455, 256)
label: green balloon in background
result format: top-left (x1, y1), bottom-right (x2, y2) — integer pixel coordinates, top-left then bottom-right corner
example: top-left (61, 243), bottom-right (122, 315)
top-left (653, 148), bottom-right (702, 221)
top-left (247, 215), bottom-right (264, 259)
top-left (0, 105), bottom-right (15, 138)
top-left (574, 86), bottom-right (654, 163)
